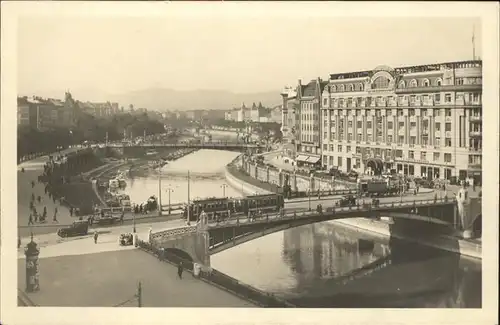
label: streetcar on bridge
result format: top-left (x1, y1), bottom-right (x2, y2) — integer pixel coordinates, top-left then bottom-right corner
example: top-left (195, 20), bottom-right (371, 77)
top-left (182, 193), bottom-right (285, 222)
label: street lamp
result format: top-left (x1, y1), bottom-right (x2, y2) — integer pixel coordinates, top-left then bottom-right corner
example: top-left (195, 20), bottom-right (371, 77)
top-left (308, 188), bottom-right (312, 211)
top-left (166, 185), bottom-right (175, 215)
top-left (221, 183), bottom-right (228, 198)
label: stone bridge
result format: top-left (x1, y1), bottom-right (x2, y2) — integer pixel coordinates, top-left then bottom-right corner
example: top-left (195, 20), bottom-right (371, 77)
top-left (148, 196), bottom-right (478, 268)
top-left (106, 142), bottom-right (264, 156)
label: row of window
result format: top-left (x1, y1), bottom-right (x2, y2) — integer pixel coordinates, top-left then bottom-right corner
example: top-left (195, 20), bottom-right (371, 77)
top-left (324, 120), bottom-right (453, 130)
top-left (322, 92), bottom-right (481, 108)
top-left (322, 106), bottom-right (481, 117)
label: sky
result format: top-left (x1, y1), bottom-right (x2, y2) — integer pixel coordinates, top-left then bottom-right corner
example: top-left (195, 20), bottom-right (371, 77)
top-left (17, 15), bottom-right (482, 100)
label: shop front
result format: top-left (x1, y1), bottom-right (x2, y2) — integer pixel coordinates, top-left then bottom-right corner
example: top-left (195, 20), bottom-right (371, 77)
top-left (295, 154), bottom-right (322, 169)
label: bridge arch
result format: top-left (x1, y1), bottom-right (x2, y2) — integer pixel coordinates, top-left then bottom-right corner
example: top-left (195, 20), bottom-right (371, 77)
top-left (163, 248), bottom-right (194, 270)
top-left (365, 158), bottom-right (384, 175)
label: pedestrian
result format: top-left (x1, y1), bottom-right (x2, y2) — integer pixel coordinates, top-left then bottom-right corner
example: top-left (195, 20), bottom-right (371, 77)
top-left (120, 211), bottom-right (124, 224)
top-left (34, 212), bottom-right (38, 223)
top-left (31, 193), bottom-right (35, 202)
top-left (94, 231), bottom-right (99, 244)
top-left (31, 180), bottom-right (35, 188)
top-left (70, 207), bottom-right (73, 217)
top-left (18, 237), bottom-right (21, 249)
top-left (53, 196), bottom-right (56, 204)
top-left (28, 213), bottom-right (34, 225)
top-left (472, 184), bottom-right (476, 192)
top-left (37, 195), bottom-right (41, 203)
top-left (177, 261), bottom-right (184, 279)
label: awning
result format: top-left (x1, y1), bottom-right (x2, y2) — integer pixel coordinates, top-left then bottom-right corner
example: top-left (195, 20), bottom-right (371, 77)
top-left (306, 156), bottom-right (321, 164)
top-left (296, 155), bottom-right (309, 162)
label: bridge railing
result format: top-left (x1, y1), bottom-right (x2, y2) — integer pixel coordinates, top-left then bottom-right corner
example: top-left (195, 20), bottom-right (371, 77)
top-left (150, 225), bottom-right (198, 242)
top-left (205, 196), bottom-right (456, 229)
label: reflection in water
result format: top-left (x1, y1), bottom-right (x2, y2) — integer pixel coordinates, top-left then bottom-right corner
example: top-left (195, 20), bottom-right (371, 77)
top-left (212, 221), bottom-right (482, 308)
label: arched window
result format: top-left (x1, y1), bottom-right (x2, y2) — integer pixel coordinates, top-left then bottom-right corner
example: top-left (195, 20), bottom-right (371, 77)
top-left (339, 84), bottom-right (345, 92)
top-left (410, 79), bottom-right (418, 88)
top-left (435, 78), bottom-right (442, 86)
top-left (398, 80), bottom-right (406, 89)
top-left (422, 79), bottom-right (430, 87)
top-left (330, 85), bottom-right (336, 92)
top-left (348, 84), bottom-right (354, 92)
top-left (359, 83), bottom-right (364, 91)
top-left (372, 76), bottom-right (390, 89)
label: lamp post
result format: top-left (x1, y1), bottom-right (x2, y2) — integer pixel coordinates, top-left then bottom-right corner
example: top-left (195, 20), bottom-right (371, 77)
top-left (187, 170), bottom-right (191, 224)
top-left (221, 183), bottom-right (228, 198)
top-left (308, 188), bottom-right (311, 211)
top-left (166, 185), bottom-right (174, 215)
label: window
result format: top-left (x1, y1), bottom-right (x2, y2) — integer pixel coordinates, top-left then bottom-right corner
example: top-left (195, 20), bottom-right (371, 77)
top-left (422, 108), bottom-right (427, 116)
top-left (409, 151), bottom-right (414, 159)
top-left (367, 134), bottom-right (373, 142)
top-left (410, 122), bottom-right (416, 128)
top-left (434, 93), bottom-right (441, 103)
top-left (433, 152), bottom-right (440, 161)
top-left (436, 79), bottom-right (442, 86)
top-left (329, 145), bottom-right (334, 151)
top-left (338, 156), bottom-right (342, 167)
top-left (348, 121), bottom-right (353, 128)
top-left (386, 109), bottom-right (392, 116)
top-left (410, 136), bottom-right (416, 144)
top-left (445, 108), bottom-right (451, 117)
top-left (423, 79), bottom-right (430, 87)
top-left (323, 144), bottom-right (328, 150)
top-left (444, 153), bottom-right (452, 163)
top-left (375, 109), bottom-right (381, 117)
top-left (409, 96), bottom-right (416, 105)
top-left (347, 98), bottom-right (352, 107)
top-left (445, 94), bottom-right (452, 103)
top-left (398, 121), bottom-right (405, 128)
top-left (410, 79), bottom-right (417, 88)
top-left (388, 121), bottom-right (393, 129)
top-left (356, 133), bottom-right (362, 141)
top-left (473, 93), bottom-right (480, 102)
top-left (398, 110), bottom-right (404, 116)
top-left (409, 108), bottom-right (415, 116)
top-left (323, 132), bottom-right (328, 139)
top-left (367, 121), bottom-right (372, 129)
top-left (337, 145), bottom-right (342, 152)
top-left (357, 121), bottom-right (362, 128)
top-left (398, 135), bottom-right (404, 144)
top-left (373, 76), bottom-right (390, 89)
top-left (421, 151), bottom-right (427, 161)
top-left (445, 123), bottom-right (451, 131)
top-left (347, 133), bottom-right (353, 141)
top-left (339, 85), bottom-right (345, 92)
top-left (445, 138), bottom-right (452, 147)
top-left (398, 80), bottom-right (406, 89)
top-left (435, 123), bottom-right (441, 131)
top-left (323, 98), bottom-right (328, 106)
top-left (387, 135), bottom-right (393, 142)
top-left (435, 137), bottom-right (441, 146)
top-left (346, 146), bottom-right (351, 153)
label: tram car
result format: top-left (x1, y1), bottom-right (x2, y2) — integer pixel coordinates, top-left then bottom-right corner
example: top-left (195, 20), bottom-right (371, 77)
top-left (182, 194), bottom-right (285, 222)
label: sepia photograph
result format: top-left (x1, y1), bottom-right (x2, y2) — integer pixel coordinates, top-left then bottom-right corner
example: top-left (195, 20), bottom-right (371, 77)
top-left (1, 2), bottom-right (498, 325)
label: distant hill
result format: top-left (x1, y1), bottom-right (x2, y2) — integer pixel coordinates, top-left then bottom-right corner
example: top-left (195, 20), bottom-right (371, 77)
top-left (107, 88), bottom-right (282, 111)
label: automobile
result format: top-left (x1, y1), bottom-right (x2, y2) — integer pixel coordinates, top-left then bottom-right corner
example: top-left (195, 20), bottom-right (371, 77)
top-left (57, 220), bottom-right (89, 238)
top-left (119, 233), bottom-right (134, 246)
top-left (336, 195), bottom-right (357, 207)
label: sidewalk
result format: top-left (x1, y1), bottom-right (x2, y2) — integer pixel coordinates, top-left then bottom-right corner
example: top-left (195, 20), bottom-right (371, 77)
top-left (18, 249), bottom-right (256, 307)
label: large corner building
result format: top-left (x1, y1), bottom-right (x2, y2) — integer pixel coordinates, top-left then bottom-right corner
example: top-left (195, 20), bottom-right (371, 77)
top-left (283, 60), bottom-right (482, 185)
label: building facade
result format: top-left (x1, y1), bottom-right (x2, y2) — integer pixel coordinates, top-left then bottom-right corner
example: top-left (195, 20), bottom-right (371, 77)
top-left (17, 93), bottom-right (76, 130)
top-left (296, 78), bottom-right (327, 166)
top-left (320, 60), bottom-right (482, 184)
top-left (280, 86), bottom-right (300, 158)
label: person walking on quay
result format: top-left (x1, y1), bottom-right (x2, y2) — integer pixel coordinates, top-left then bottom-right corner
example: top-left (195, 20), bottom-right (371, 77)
top-left (70, 207), bottom-right (74, 217)
top-left (53, 208), bottom-right (58, 223)
top-left (31, 180), bottom-right (35, 188)
top-left (177, 262), bottom-right (184, 280)
top-left (120, 211), bottom-right (124, 224)
top-left (28, 213), bottom-right (34, 226)
top-left (37, 195), bottom-right (41, 204)
top-left (94, 231), bottom-right (99, 244)
top-left (31, 193), bottom-right (35, 203)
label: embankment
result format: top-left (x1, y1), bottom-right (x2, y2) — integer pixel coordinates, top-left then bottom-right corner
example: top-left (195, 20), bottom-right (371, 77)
top-left (224, 155), bottom-right (481, 260)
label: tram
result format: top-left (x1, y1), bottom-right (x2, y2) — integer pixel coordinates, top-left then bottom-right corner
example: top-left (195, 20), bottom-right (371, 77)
top-left (182, 193), bottom-right (285, 222)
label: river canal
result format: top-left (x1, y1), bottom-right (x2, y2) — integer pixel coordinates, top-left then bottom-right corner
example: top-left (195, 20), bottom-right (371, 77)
top-left (122, 149), bottom-right (482, 308)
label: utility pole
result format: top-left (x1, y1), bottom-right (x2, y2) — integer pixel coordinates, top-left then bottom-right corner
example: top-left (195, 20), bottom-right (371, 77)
top-left (187, 170), bottom-right (191, 224)
top-left (166, 185), bottom-right (174, 215)
top-left (221, 183), bottom-right (228, 198)
top-left (158, 166), bottom-right (162, 217)
top-left (137, 281), bottom-right (142, 307)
